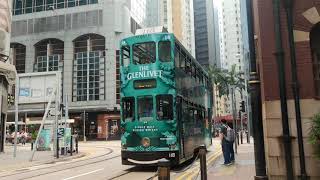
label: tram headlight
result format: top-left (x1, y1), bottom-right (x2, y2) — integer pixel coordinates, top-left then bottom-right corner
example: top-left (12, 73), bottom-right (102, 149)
top-left (141, 137), bottom-right (150, 148)
top-left (169, 143), bottom-right (176, 150)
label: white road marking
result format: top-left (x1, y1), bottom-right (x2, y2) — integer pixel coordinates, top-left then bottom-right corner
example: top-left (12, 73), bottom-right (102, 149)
top-left (62, 168), bottom-right (104, 180)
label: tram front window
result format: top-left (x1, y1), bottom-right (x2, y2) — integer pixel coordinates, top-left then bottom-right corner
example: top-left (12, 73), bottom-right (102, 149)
top-left (133, 42), bottom-right (156, 64)
top-left (138, 96), bottom-right (153, 121)
top-left (159, 41), bottom-right (171, 62)
top-left (122, 97), bottom-right (134, 121)
top-left (121, 46), bottom-right (130, 67)
top-left (156, 95), bottom-right (173, 120)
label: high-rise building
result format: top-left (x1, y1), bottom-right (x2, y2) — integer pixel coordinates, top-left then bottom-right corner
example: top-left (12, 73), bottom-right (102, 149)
top-left (8, 0), bottom-right (136, 140)
top-left (219, 0), bottom-right (243, 70)
top-left (131, 0), bottom-right (160, 28)
top-left (193, 0), bottom-right (217, 67)
top-left (193, 0), bottom-right (220, 118)
top-left (160, 0), bottom-right (195, 56)
top-left (217, 0), bottom-right (245, 115)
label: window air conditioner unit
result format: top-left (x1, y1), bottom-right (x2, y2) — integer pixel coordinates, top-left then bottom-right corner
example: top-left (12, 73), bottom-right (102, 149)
top-left (0, 29), bottom-right (10, 58)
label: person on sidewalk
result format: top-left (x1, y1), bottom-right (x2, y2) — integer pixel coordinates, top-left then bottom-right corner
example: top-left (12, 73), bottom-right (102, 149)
top-left (20, 130), bottom-right (26, 146)
top-left (219, 119), bottom-right (232, 165)
top-left (228, 123), bottom-right (235, 163)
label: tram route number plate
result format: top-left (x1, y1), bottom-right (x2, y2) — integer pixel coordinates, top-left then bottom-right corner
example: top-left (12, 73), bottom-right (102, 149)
top-left (169, 153), bottom-right (175, 158)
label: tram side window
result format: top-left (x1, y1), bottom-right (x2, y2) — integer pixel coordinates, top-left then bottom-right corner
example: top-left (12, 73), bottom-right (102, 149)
top-left (186, 58), bottom-right (191, 74)
top-left (156, 95), bottom-right (173, 120)
top-left (122, 97), bottom-right (135, 121)
top-left (121, 46), bottom-right (130, 67)
top-left (192, 65), bottom-right (196, 78)
top-left (133, 42), bottom-right (156, 64)
top-left (138, 96), bottom-right (153, 121)
top-left (180, 51), bottom-right (186, 69)
top-left (159, 41), bottom-right (172, 62)
top-left (174, 47), bottom-right (180, 67)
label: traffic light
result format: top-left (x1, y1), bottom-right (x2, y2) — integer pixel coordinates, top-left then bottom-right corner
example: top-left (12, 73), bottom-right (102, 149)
top-left (60, 103), bottom-right (65, 117)
top-left (7, 94), bottom-right (14, 106)
top-left (81, 112), bottom-right (88, 121)
top-left (240, 101), bottom-right (245, 112)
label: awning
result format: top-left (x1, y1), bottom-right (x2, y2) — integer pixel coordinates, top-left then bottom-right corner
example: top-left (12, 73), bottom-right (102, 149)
top-left (0, 61), bottom-right (16, 85)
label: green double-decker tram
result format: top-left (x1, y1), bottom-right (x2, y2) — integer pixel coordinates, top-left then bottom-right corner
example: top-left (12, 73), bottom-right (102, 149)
top-left (120, 32), bottom-right (212, 165)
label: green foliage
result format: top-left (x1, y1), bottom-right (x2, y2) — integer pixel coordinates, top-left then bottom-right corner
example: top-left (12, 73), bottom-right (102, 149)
top-left (208, 64), bottom-right (245, 98)
top-left (31, 131), bottom-right (37, 140)
top-left (309, 113), bottom-right (320, 159)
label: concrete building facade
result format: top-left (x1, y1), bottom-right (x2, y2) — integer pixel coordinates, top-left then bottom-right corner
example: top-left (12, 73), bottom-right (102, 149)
top-left (9, 0), bottom-right (136, 140)
top-left (0, 0), bottom-right (15, 152)
top-left (216, 0), bottom-right (245, 116)
top-left (193, 0), bottom-right (217, 67)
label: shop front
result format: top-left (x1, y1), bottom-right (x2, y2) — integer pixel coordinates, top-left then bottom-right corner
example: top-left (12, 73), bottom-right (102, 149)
top-left (97, 114), bottom-right (120, 140)
top-left (0, 61), bottom-right (16, 152)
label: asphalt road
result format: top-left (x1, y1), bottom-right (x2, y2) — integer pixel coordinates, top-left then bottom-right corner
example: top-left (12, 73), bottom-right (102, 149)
top-left (0, 140), bottom-right (221, 180)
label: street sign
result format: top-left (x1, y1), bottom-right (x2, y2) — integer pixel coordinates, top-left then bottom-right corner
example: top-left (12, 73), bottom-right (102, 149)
top-left (57, 128), bottom-right (65, 138)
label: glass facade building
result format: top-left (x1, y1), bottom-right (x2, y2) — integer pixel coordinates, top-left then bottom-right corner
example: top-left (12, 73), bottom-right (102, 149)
top-left (12, 0), bottom-right (98, 15)
top-left (74, 51), bottom-right (104, 101)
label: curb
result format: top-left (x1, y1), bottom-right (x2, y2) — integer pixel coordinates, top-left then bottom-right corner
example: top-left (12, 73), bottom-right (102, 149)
top-left (175, 148), bottom-right (223, 180)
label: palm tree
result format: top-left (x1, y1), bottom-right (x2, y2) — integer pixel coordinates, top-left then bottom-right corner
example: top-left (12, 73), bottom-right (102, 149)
top-left (209, 64), bottom-right (245, 153)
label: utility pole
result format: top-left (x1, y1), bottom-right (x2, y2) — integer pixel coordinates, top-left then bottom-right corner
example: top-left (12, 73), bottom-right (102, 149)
top-left (230, 86), bottom-right (238, 153)
top-left (83, 110), bottom-right (86, 142)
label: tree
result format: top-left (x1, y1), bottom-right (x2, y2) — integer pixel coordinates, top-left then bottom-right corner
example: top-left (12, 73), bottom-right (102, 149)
top-left (208, 64), bottom-right (245, 153)
top-left (208, 64), bottom-right (245, 99)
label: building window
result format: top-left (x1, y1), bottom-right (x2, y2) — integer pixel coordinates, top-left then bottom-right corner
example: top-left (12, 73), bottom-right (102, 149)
top-left (12, 0), bottom-right (99, 15)
top-left (57, 0), bottom-right (65, 9)
top-left (10, 43), bottom-right (26, 73)
top-left (36, 55), bottom-right (60, 72)
top-left (75, 51), bottom-right (101, 101)
top-left (72, 34), bottom-right (105, 102)
top-left (34, 39), bottom-right (64, 72)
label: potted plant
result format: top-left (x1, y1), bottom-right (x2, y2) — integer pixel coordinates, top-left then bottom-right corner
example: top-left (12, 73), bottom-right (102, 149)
top-left (309, 113), bottom-right (320, 159)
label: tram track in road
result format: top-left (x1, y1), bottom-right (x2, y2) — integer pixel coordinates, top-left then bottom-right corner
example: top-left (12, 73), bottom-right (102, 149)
top-left (108, 166), bottom-right (159, 180)
top-left (108, 148), bottom-right (222, 180)
top-left (0, 147), bottom-right (121, 180)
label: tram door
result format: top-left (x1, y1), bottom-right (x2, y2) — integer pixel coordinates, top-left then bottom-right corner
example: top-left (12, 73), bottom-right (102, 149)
top-left (177, 97), bottom-right (184, 158)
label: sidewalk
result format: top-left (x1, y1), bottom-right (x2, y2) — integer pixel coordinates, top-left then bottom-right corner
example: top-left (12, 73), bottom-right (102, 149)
top-left (207, 139), bottom-right (256, 180)
top-left (0, 142), bottom-right (86, 172)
